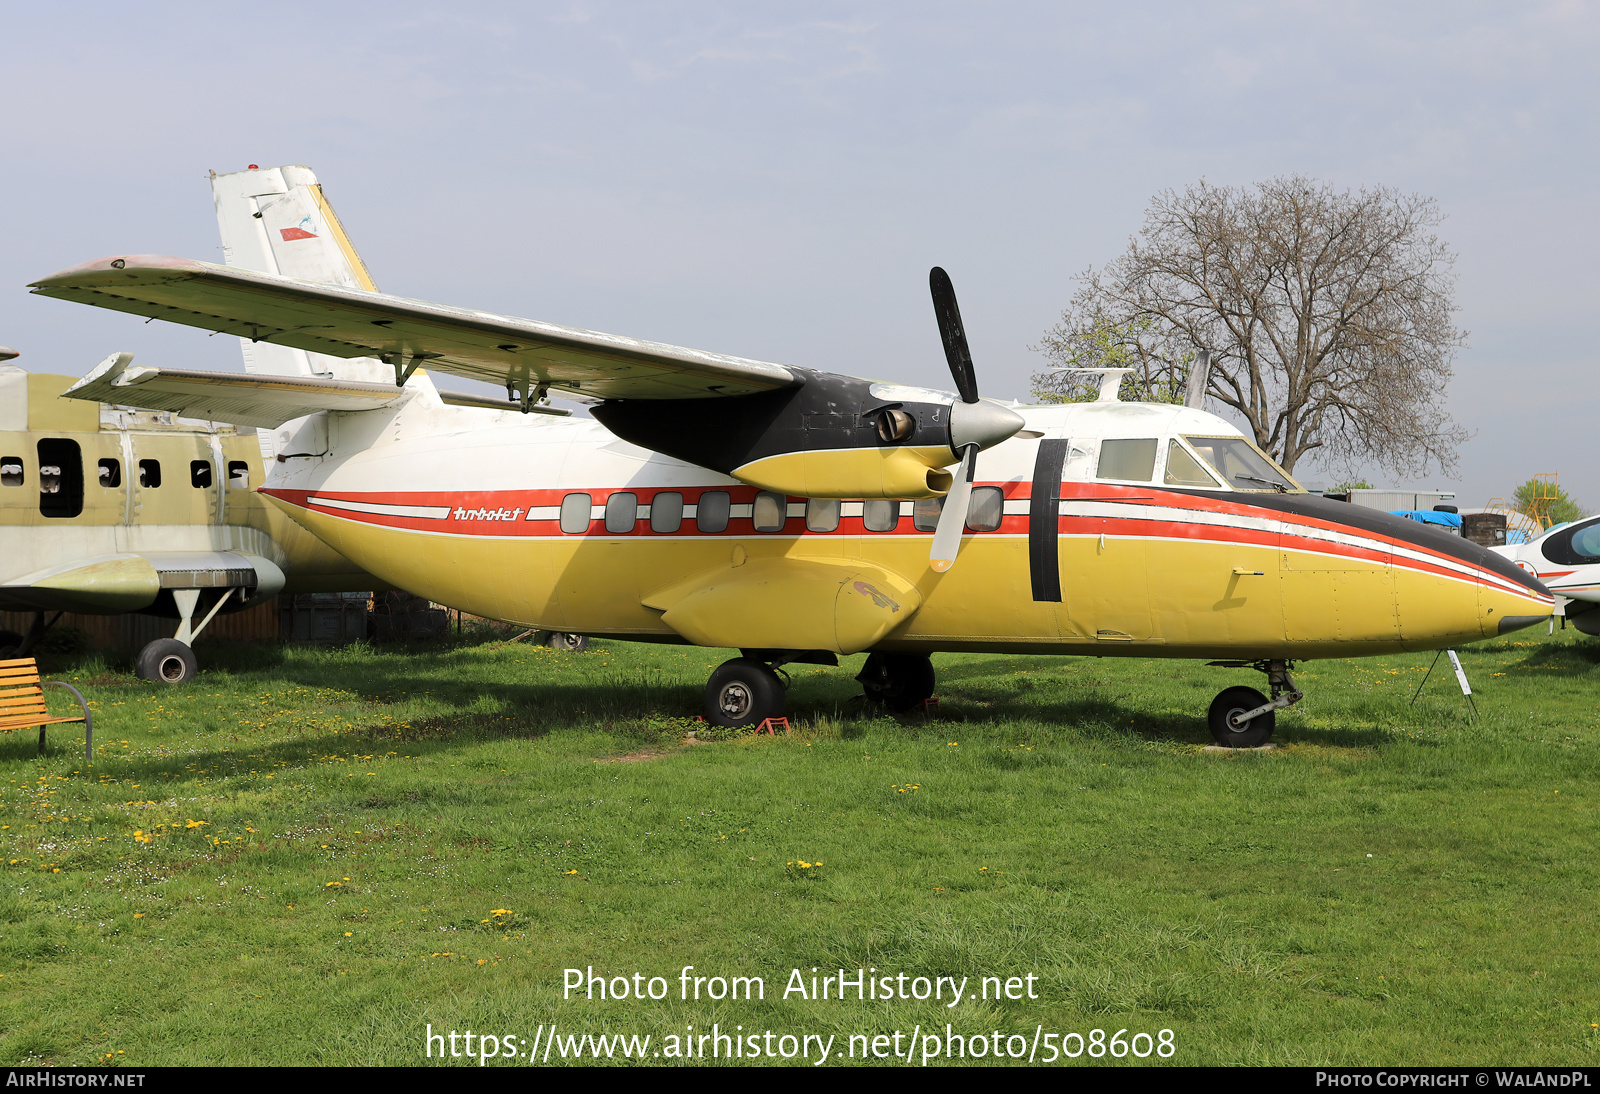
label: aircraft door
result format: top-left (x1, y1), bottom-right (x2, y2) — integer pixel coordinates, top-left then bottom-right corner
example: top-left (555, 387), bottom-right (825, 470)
top-left (1043, 440), bottom-right (1156, 643)
top-left (36, 439), bottom-right (84, 519)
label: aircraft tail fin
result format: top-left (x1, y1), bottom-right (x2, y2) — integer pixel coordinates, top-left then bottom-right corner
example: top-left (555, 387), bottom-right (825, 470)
top-left (211, 165), bottom-right (436, 460)
top-left (211, 165), bottom-right (406, 389)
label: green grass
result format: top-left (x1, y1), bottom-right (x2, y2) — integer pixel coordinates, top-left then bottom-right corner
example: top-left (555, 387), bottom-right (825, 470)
top-left (0, 627), bottom-right (1596, 1066)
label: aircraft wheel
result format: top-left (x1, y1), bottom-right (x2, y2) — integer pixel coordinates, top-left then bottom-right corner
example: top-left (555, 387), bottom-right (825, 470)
top-left (0, 631), bottom-right (23, 659)
top-left (1207, 686), bottom-right (1275, 747)
top-left (704, 658), bottom-right (785, 729)
top-left (546, 632), bottom-right (590, 653)
top-left (857, 652), bottom-right (936, 713)
top-left (135, 639), bottom-right (199, 685)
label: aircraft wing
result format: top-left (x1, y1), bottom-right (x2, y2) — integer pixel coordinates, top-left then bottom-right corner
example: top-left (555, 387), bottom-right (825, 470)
top-left (29, 255), bottom-right (799, 401)
top-left (63, 352), bottom-right (408, 428)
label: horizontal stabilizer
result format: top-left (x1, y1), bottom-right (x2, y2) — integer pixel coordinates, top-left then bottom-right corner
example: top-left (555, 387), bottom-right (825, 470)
top-left (63, 352), bottom-right (405, 428)
top-left (31, 256), bottom-right (798, 401)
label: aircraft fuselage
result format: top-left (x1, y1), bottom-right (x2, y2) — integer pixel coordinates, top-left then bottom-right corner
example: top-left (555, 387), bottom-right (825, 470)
top-left (256, 394), bottom-right (1552, 661)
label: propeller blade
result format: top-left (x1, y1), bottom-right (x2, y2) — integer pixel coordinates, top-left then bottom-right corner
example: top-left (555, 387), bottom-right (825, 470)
top-left (929, 444), bottom-right (979, 572)
top-left (929, 267), bottom-right (979, 404)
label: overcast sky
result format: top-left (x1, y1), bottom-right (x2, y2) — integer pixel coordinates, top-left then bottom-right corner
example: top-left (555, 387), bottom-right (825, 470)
top-left (3, 2), bottom-right (1596, 506)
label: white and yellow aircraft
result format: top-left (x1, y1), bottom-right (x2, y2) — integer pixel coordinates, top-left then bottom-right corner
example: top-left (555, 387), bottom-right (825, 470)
top-left (27, 165), bottom-right (1553, 745)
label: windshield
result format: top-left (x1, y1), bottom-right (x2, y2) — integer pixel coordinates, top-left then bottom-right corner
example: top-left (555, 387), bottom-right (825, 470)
top-left (1183, 436), bottom-right (1300, 492)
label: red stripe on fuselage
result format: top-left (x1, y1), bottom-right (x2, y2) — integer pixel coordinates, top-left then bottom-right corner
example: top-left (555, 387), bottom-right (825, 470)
top-left (262, 483), bottom-right (1528, 593)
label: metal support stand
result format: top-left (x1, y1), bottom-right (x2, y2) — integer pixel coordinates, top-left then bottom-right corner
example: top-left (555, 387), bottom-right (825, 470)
top-left (1410, 649), bottom-right (1478, 721)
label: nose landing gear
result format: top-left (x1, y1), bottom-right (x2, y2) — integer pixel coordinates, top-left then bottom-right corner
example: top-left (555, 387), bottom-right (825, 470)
top-left (1205, 659), bottom-right (1303, 748)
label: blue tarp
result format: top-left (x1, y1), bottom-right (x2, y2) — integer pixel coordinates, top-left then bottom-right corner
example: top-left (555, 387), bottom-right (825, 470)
top-left (1391, 510), bottom-right (1463, 529)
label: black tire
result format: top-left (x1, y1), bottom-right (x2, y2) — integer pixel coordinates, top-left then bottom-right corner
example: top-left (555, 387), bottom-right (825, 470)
top-left (135, 639), bottom-right (199, 684)
top-left (1207, 686), bottom-right (1275, 747)
top-left (0, 631), bottom-right (23, 660)
top-left (703, 657), bottom-right (785, 729)
top-left (546, 632), bottom-right (590, 653)
top-left (856, 652), bottom-right (937, 713)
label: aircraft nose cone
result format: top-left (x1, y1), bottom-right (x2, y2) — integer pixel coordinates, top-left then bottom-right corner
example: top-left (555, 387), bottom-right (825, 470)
top-left (0, 346), bottom-right (17, 363)
top-left (949, 399), bottom-right (1025, 455)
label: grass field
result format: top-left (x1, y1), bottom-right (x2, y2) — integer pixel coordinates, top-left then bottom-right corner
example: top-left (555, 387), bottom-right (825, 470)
top-left (0, 625), bottom-right (1596, 1067)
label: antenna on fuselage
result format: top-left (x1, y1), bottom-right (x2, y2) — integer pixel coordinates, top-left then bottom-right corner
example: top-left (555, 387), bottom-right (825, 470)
top-left (1184, 348), bottom-right (1211, 409)
top-left (1052, 367), bottom-right (1133, 402)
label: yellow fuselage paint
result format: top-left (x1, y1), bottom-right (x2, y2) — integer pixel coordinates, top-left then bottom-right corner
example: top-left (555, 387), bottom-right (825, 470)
top-left (268, 497), bottom-right (1546, 660)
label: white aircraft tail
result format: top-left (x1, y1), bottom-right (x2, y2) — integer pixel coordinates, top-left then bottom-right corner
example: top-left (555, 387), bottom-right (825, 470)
top-left (212, 165), bottom-right (409, 388)
top-left (212, 165), bottom-right (437, 459)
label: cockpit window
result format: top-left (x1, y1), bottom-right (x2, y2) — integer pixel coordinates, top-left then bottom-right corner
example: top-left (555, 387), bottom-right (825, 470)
top-left (1184, 436), bottom-right (1300, 492)
top-left (1575, 523), bottom-right (1600, 560)
top-left (1540, 519), bottom-right (1600, 565)
top-left (1164, 440), bottom-right (1221, 487)
top-left (1096, 438), bottom-right (1157, 482)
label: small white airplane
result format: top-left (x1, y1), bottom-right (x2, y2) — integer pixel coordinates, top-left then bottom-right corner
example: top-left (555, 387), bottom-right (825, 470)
top-left (28, 165), bottom-right (1553, 746)
top-left (1492, 515), bottom-right (1600, 636)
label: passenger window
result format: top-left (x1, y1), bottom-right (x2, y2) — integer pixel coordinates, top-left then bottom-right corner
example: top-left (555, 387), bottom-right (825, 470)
top-left (191, 460), bottom-right (213, 488)
top-left (559, 493), bottom-right (592, 534)
top-left (1097, 438), bottom-right (1158, 482)
top-left (37, 439), bottom-right (83, 519)
top-left (228, 461), bottom-right (250, 489)
top-left (650, 491), bottom-right (684, 533)
top-left (912, 497), bottom-right (943, 532)
top-left (1164, 440), bottom-right (1219, 487)
top-left (604, 492), bottom-right (638, 533)
top-left (965, 486), bottom-right (1004, 532)
top-left (805, 498), bottom-right (840, 533)
top-left (752, 491), bottom-right (786, 532)
top-left (0, 458), bottom-right (19, 487)
top-left (98, 458), bottom-right (121, 488)
top-left (139, 459), bottom-right (161, 488)
top-left (696, 491), bottom-right (730, 533)
top-left (863, 499), bottom-right (898, 532)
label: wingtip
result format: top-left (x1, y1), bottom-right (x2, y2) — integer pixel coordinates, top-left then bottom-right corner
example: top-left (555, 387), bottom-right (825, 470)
top-left (28, 254), bottom-right (208, 289)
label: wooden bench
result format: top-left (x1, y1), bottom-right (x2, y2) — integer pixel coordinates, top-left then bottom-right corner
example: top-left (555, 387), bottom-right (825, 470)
top-left (0, 658), bottom-right (93, 759)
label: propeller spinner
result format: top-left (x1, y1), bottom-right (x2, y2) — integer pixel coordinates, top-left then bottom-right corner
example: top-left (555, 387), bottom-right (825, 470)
top-left (927, 268), bottom-right (1026, 572)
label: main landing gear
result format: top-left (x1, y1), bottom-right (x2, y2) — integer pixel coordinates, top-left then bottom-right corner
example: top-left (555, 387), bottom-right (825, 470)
top-left (132, 588), bottom-right (242, 685)
top-left (856, 652), bottom-right (935, 713)
top-left (704, 658), bottom-right (787, 728)
top-left (1205, 659), bottom-right (1303, 748)
top-left (699, 650), bottom-right (940, 728)
top-left (135, 639), bottom-right (199, 684)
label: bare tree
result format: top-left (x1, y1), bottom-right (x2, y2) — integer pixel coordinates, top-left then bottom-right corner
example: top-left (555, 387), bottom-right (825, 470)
top-left (1030, 176), bottom-right (1469, 475)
